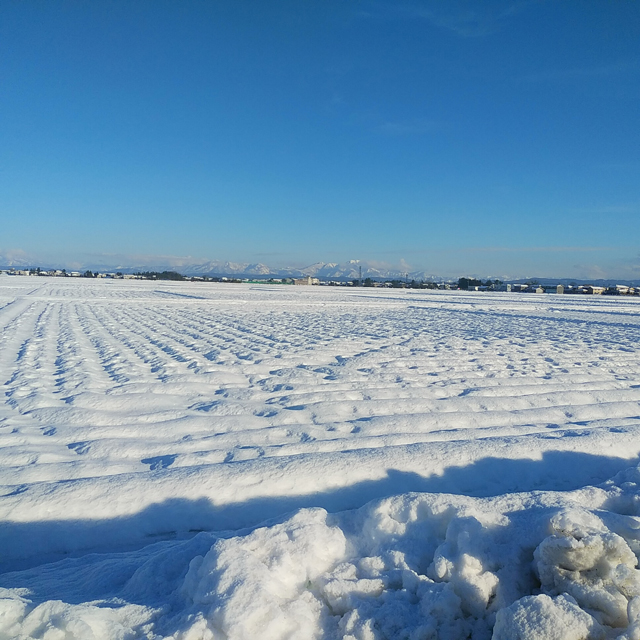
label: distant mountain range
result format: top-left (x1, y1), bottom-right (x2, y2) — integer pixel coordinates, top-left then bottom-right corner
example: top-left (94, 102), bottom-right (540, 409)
top-left (1, 252), bottom-right (638, 285)
top-left (0, 252), bottom-right (31, 268)
top-left (182, 259), bottom-right (443, 281)
top-left (0, 253), bottom-right (442, 281)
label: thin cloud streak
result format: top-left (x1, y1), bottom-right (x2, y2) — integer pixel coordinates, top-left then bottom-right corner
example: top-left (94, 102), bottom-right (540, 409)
top-left (368, 246), bottom-right (625, 256)
top-left (567, 205), bottom-right (638, 215)
top-left (521, 59), bottom-right (640, 83)
top-left (460, 246), bottom-right (623, 254)
top-left (377, 118), bottom-right (443, 135)
top-left (358, 0), bottom-right (538, 37)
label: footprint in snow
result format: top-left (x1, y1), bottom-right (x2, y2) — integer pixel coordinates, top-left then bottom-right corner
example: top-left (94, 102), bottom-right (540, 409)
top-left (67, 441), bottom-right (91, 455)
top-left (2, 484), bottom-right (28, 498)
top-left (141, 454), bottom-right (177, 471)
top-left (190, 401), bottom-right (219, 411)
top-left (255, 409), bottom-right (278, 418)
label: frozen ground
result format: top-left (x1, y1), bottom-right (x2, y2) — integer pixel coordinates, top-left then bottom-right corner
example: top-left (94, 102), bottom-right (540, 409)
top-left (1, 277), bottom-right (640, 639)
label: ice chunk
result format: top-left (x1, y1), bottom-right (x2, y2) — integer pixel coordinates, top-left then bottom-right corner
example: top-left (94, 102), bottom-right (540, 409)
top-left (0, 591), bottom-right (29, 638)
top-left (535, 509), bottom-right (640, 627)
top-left (492, 593), bottom-right (605, 640)
top-left (429, 516), bottom-right (500, 616)
top-left (181, 508), bottom-right (346, 639)
top-left (0, 594), bottom-right (153, 640)
top-left (618, 596), bottom-right (640, 640)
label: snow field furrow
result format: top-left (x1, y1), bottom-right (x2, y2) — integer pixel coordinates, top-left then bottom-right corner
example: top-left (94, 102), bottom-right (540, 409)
top-left (3, 303), bottom-right (57, 408)
top-left (2, 282), bottom-right (639, 489)
top-left (65, 303), bottom-right (125, 391)
top-left (83, 303), bottom-right (173, 383)
top-left (114, 306), bottom-right (236, 373)
top-left (3, 279), bottom-right (640, 639)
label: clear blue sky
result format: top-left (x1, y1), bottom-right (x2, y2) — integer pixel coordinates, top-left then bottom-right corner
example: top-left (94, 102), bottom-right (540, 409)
top-left (1, 1), bottom-right (639, 278)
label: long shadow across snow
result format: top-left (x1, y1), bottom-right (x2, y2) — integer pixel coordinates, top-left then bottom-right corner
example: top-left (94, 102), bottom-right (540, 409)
top-left (2, 452), bottom-right (632, 638)
top-left (0, 450), bottom-right (635, 578)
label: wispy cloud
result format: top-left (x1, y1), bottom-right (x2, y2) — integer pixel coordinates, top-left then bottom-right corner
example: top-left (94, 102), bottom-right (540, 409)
top-left (31, 252), bottom-right (212, 270)
top-left (358, 0), bottom-right (537, 37)
top-left (598, 162), bottom-right (640, 172)
top-left (521, 59), bottom-right (640, 83)
top-left (345, 246), bottom-right (627, 258)
top-left (0, 248), bottom-right (36, 268)
top-left (569, 258), bottom-right (640, 281)
top-left (456, 246), bottom-right (621, 254)
top-left (567, 204), bottom-right (638, 215)
top-left (377, 117), bottom-right (443, 135)
top-left (605, 253), bottom-right (640, 279)
top-left (570, 263), bottom-right (609, 280)
top-left (83, 252), bottom-right (208, 267)
top-left (0, 248), bottom-right (31, 261)
top-left (392, 246), bottom-right (623, 255)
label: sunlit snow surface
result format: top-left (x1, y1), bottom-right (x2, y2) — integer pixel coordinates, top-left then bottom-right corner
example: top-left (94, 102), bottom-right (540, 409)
top-left (2, 278), bottom-right (640, 639)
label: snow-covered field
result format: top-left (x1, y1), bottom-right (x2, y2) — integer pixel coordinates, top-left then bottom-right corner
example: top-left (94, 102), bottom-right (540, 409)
top-left (1, 277), bottom-right (640, 639)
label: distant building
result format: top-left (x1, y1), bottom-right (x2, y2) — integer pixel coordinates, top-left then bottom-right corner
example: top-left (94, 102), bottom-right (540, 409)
top-left (557, 284), bottom-right (565, 294)
top-left (581, 285), bottom-right (605, 295)
top-left (293, 276), bottom-right (319, 285)
top-left (535, 286), bottom-right (544, 294)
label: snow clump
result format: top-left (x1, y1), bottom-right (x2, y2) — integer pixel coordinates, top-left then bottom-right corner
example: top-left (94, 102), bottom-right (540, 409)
top-left (5, 466), bottom-right (640, 638)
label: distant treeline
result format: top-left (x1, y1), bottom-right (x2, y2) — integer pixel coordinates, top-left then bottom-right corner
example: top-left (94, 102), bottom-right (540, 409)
top-left (135, 271), bottom-right (244, 283)
top-left (457, 278), bottom-right (503, 290)
top-left (136, 271), bottom-right (185, 281)
top-left (360, 278), bottom-right (439, 289)
top-left (359, 277), bottom-right (503, 289)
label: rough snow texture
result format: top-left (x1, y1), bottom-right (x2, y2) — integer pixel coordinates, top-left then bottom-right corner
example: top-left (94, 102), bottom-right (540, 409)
top-left (1, 278), bottom-right (640, 638)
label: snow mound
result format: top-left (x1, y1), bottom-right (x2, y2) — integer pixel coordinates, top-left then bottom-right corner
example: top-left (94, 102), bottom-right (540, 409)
top-left (535, 509), bottom-right (640, 628)
top-left (181, 509), bottom-right (346, 639)
top-left (0, 589), bottom-right (151, 640)
top-left (492, 594), bottom-right (605, 640)
top-left (4, 463), bottom-right (640, 638)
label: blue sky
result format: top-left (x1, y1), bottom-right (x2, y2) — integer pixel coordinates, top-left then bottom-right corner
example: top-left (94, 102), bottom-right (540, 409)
top-left (1, 0), bottom-right (639, 278)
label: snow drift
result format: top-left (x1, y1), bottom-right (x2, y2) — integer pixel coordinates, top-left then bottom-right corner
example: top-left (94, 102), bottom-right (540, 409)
top-left (1, 279), bottom-right (640, 638)
top-left (4, 464), bottom-right (640, 638)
